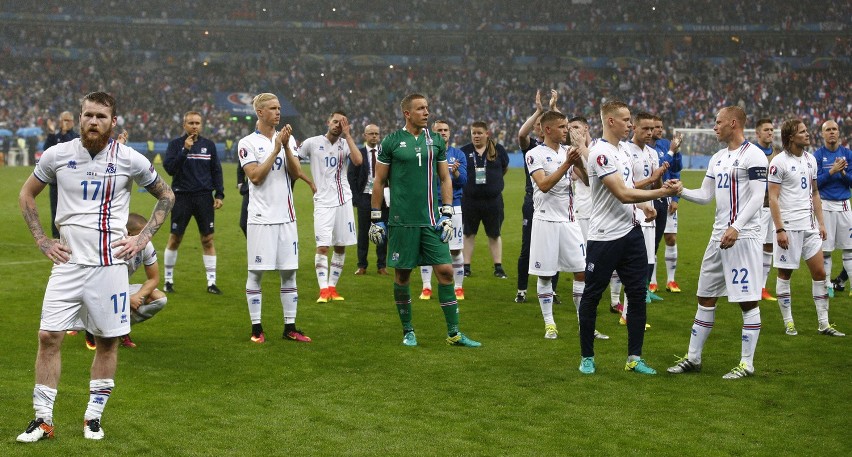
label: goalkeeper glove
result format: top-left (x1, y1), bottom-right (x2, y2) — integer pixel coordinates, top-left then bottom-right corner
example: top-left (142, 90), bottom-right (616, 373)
top-left (435, 205), bottom-right (454, 243)
top-left (368, 209), bottom-right (387, 245)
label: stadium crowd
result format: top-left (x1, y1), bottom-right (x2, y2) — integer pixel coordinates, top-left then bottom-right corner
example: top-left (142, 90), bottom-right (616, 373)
top-left (0, 2), bottom-right (849, 153)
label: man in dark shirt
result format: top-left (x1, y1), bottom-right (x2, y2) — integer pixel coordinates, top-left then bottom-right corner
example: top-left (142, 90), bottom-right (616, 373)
top-left (162, 111), bottom-right (225, 294)
top-left (42, 112), bottom-right (79, 239)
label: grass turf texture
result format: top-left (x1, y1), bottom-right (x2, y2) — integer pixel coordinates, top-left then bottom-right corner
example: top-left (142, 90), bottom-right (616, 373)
top-left (0, 163), bottom-right (848, 456)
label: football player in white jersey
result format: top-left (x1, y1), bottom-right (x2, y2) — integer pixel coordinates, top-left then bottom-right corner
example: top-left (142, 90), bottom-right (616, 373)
top-left (298, 111), bottom-right (363, 302)
top-left (577, 100), bottom-right (681, 376)
top-left (769, 119), bottom-right (844, 337)
top-left (17, 92), bottom-right (174, 442)
top-left (668, 106), bottom-right (768, 380)
top-left (526, 111), bottom-right (609, 341)
top-left (238, 93), bottom-right (313, 344)
top-left (620, 112), bottom-right (670, 324)
top-left (119, 213), bottom-right (169, 348)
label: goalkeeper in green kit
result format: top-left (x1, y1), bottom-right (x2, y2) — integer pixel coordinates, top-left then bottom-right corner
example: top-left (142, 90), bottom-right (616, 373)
top-left (369, 93), bottom-right (481, 347)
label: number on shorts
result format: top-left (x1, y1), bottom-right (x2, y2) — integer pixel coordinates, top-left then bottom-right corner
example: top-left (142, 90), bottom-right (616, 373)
top-left (293, 241), bottom-right (298, 254)
top-left (731, 268), bottom-right (749, 284)
top-left (580, 243), bottom-right (586, 257)
top-left (80, 180), bottom-right (102, 200)
top-left (348, 222), bottom-right (354, 233)
top-left (111, 292), bottom-right (127, 314)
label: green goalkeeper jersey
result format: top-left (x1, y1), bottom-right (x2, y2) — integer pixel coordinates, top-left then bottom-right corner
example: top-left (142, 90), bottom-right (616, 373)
top-left (378, 128), bottom-right (447, 227)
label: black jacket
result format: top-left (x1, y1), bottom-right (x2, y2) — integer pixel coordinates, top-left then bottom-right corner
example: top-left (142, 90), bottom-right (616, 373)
top-left (348, 145), bottom-right (386, 210)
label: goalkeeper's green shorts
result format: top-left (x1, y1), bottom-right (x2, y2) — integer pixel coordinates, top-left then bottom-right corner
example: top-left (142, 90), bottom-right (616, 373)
top-left (386, 225), bottom-right (451, 269)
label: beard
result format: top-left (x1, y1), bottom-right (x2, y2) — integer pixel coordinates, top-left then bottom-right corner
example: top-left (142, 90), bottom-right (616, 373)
top-left (81, 125), bottom-right (112, 154)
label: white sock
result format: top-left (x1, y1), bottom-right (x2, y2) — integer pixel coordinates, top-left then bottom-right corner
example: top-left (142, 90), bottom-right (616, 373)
top-left (537, 277), bottom-right (554, 326)
top-left (610, 272), bottom-right (622, 306)
top-left (841, 250), bottom-right (852, 285)
top-left (776, 277), bottom-right (793, 324)
top-left (452, 252), bottom-right (465, 288)
top-left (280, 270), bottom-right (297, 325)
top-left (421, 265), bottom-right (433, 291)
top-left (329, 252), bottom-right (345, 287)
top-left (823, 252), bottom-right (833, 282)
top-left (315, 254), bottom-right (329, 290)
top-left (131, 297), bottom-right (168, 324)
top-left (621, 298), bottom-right (629, 320)
top-left (650, 263), bottom-right (658, 288)
top-left (33, 384), bottom-right (57, 424)
top-left (572, 280), bottom-right (584, 320)
top-left (814, 279), bottom-right (830, 329)
top-left (246, 270), bottom-right (263, 324)
top-left (762, 251), bottom-right (772, 289)
top-left (688, 305), bottom-right (715, 364)
top-left (163, 248), bottom-right (177, 283)
top-left (741, 307), bottom-right (761, 370)
top-left (665, 245), bottom-right (678, 283)
top-left (203, 254), bottom-right (217, 286)
top-left (84, 379), bottom-right (114, 421)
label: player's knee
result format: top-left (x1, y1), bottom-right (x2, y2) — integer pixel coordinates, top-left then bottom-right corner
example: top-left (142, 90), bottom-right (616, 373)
top-left (38, 330), bottom-right (64, 350)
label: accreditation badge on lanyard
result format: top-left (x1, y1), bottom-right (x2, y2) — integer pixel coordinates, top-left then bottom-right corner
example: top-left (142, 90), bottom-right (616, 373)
top-left (475, 152), bottom-right (487, 184)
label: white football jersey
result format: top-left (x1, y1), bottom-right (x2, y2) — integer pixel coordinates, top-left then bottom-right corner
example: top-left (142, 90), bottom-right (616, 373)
top-left (573, 174), bottom-right (591, 220)
top-left (705, 142), bottom-right (768, 240)
top-left (298, 134), bottom-right (353, 207)
top-left (626, 141), bottom-right (660, 227)
top-left (526, 143), bottom-right (575, 222)
top-left (127, 241), bottom-right (157, 277)
top-left (586, 139), bottom-right (637, 241)
top-left (768, 151), bottom-right (818, 231)
top-left (34, 138), bottom-right (158, 266)
top-left (238, 131), bottom-right (297, 224)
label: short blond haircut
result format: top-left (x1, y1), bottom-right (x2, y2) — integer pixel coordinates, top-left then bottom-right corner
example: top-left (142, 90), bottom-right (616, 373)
top-left (252, 93), bottom-right (278, 112)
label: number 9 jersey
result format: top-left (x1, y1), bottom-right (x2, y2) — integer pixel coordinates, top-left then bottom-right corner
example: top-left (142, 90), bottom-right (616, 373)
top-left (34, 138), bottom-right (157, 266)
top-left (238, 131), bottom-right (298, 224)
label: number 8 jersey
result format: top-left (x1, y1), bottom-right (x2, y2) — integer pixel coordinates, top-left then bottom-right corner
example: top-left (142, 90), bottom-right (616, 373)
top-left (34, 138), bottom-right (158, 266)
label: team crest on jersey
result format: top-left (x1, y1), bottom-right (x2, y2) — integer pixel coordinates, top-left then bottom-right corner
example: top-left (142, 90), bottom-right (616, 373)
top-left (769, 165), bottom-right (777, 175)
top-left (200, 147), bottom-right (207, 154)
top-left (732, 160), bottom-right (739, 167)
top-left (400, 142), bottom-right (407, 147)
top-left (239, 148), bottom-right (248, 159)
top-left (106, 163), bottom-right (116, 174)
top-left (67, 160), bottom-right (77, 169)
top-left (596, 155), bottom-right (608, 166)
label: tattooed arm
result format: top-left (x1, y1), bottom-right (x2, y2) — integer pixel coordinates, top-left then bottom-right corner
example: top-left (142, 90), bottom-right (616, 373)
top-left (112, 175), bottom-right (175, 260)
top-left (19, 175), bottom-right (71, 264)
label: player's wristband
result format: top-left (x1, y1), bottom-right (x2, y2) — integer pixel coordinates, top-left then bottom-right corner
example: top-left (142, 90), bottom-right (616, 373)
top-left (776, 228), bottom-right (786, 233)
top-left (440, 205), bottom-right (454, 216)
top-left (371, 209), bottom-right (382, 221)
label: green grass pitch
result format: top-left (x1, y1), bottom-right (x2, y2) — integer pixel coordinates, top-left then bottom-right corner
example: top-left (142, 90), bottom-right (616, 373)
top-left (0, 163), bottom-right (848, 456)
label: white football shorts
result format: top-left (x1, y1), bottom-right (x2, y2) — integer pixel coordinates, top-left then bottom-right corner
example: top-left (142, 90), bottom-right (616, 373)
top-left (247, 222), bottom-right (300, 270)
top-left (696, 238), bottom-right (762, 302)
top-left (773, 229), bottom-right (823, 269)
top-left (41, 263), bottom-right (130, 337)
top-left (529, 219), bottom-right (586, 276)
top-left (822, 209), bottom-right (852, 251)
top-left (314, 201), bottom-right (357, 247)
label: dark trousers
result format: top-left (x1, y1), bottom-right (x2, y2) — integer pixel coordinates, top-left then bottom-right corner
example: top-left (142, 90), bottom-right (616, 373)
top-left (356, 205), bottom-right (388, 269)
top-left (652, 198), bottom-right (668, 256)
top-left (579, 226), bottom-right (648, 358)
top-left (239, 194), bottom-right (249, 237)
top-left (516, 195), bottom-right (558, 291)
top-left (49, 183), bottom-right (59, 238)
